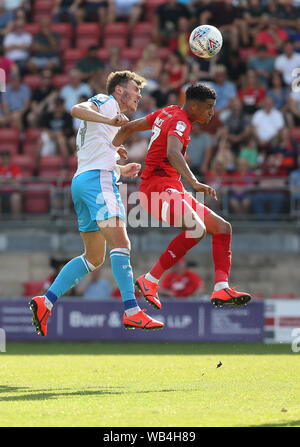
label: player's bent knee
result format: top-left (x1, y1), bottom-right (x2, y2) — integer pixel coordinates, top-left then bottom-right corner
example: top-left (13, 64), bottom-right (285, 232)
top-left (222, 220), bottom-right (232, 234)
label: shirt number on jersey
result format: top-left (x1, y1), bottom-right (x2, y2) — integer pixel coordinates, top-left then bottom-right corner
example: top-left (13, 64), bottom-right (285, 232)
top-left (147, 125), bottom-right (161, 151)
top-left (79, 120), bottom-right (87, 148)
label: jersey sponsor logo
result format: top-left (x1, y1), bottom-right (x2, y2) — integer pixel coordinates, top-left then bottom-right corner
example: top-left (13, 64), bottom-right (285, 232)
top-left (174, 120), bottom-right (187, 137)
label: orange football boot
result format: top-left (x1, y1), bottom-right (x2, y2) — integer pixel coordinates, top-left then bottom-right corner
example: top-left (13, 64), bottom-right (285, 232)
top-left (29, 296), bottom-right (51, 336)
top-left (211, 287), bottom-right (251, 308)
top-left (123, 309), bottom-right (164, 330)
top-left (135, 274), bottom-right (162, 310)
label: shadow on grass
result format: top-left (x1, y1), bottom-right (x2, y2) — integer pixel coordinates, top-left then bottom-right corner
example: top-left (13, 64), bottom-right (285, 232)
top-left (0, 386), bottom-right (196, 402)
top-left (3, 342), bottom-right (292, 356)
top-left (0, 385), bottom-right (29, 393)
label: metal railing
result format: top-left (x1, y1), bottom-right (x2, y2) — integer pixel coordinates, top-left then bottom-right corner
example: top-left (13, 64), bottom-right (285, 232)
top-left (0, 176), bottom-right (299, 224)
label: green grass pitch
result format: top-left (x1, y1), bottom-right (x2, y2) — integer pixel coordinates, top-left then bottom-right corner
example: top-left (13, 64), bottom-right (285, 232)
top-left (0, 342), bottom-right (299, 427)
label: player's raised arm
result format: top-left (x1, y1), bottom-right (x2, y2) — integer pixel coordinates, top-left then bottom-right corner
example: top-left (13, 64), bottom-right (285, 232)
top-left (112, 117), bottom-right (151, 147)
top-left (167, 135), bottom-right (217, 200)
top-left (71, 101), bottom-right (129, 126)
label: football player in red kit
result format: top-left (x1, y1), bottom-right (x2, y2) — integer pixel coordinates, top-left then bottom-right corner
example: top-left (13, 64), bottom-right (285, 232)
top-left (113, 83), bottom-right (251, 309)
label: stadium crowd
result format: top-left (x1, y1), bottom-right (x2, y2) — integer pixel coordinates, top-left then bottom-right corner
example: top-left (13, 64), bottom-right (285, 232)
top-left (0, 0), bottom-right (300, 220)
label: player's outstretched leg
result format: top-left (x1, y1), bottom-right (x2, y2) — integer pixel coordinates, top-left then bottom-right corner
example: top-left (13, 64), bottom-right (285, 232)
top-left (109, 247), bottom-right (164, 330)
top-left (204, 213), bottom-right (252, 308)
top-left (29, 254), bottom-right (98, 336)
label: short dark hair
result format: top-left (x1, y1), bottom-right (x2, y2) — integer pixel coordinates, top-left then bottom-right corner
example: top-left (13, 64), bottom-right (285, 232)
top-left (185, 83), bottom-right (216, 103)
top-left (106, 70), bottom-right (146, 95)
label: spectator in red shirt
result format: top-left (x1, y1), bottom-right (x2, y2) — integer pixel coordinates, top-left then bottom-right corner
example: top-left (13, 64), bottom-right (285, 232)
top-left (0, 150), bottom-right (22, 219)
top-left (238, 69), bottom-right (266, 116)
top-left (256, 16), bottom-right (288, 56)
top-left (252, 153), bottom-right (288, 220)
top-left (0, 47), bottom-right (19, 85)
top-left (165, 50), bottom-right (189, 92)
top-left (160, 258), bottom-right (204, 299)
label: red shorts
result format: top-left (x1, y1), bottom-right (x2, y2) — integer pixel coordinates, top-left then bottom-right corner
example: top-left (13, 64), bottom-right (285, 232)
top-left (139, 177), bottom-right (211, 227)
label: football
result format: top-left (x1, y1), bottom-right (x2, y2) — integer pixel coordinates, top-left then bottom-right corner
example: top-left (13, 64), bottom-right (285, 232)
top-left (189, 25), bottom-right (223, 58)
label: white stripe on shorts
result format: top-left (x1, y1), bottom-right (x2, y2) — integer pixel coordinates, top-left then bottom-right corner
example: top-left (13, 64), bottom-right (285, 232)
top-left (99, 170), bottom-right (121, 217)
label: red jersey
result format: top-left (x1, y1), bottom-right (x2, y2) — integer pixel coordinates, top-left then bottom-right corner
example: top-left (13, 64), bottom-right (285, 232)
top-left (142, 105), bottom-right (192, 183)
top-left (161, 270), bottom-right (203, 298)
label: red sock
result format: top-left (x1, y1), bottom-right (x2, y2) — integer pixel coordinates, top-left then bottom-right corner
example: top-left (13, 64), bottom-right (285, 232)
top-left (212, 233), bottom-right (232, 284)
top-left (150, 232), bottom-right (198, 280)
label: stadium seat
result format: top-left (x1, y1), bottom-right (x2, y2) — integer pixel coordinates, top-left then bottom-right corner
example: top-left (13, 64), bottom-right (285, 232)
top-left (104, 22), bottom-right (128, 39)
top-left (39, 155), bottom-right (65, 178)
top-left (24, 23), bottom-right (41, 35)
top-left (122, 47), bottom-right (143, 64)
top-left (51, 23), bottom-right (73, 51)
top-left (0, 142), bottom-right (18, 156)
top-left (145, 0), bottom-right (165, 21)
top-left (131, 35), bottom-right (152, 49)
top-left (76, 23), bottom-right (101, 49)
top-left (25, 128), bottom-right (42, 143)
top-left (133, 22), bottom-right (153, 37)
top-left (157, 47), bottom-right (170, 61)
top-left (23, 74), bottom-right (42, 90)
top-left (52, 74), bottom-right (70, 89)
top-left (12, 155), bottom-right (34, 177)
top-left (103, 36), bottom-right (126, 50)
top-left (63, 48), bottom-right (87, 73)
top-left (23, 280), bottom-right (45, 297)
top-left (0, 128), bottom-right (20, 143)
top-left (33, 0), bottom-right (56, 21)
top-left (24, 183), bottom-right (51, 214)
top-left (22, 142), bottom-right (37, 156)
top-left (68, 155), bottom-right (78, 174)
top-left (0, 126), bottom-right (19, 155)
top-left (97, 48), bottom-right (110, 61)
top-left (23, 129), bottom-right (42, 156)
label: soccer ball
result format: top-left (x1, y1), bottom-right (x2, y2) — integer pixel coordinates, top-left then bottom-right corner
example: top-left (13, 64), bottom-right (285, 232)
top-left (189, 25), bottom-right (223, 58)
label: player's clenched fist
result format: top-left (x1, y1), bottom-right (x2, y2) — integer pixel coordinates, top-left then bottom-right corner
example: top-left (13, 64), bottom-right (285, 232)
top-left (117, 145), bottom-right (128, 160)
top-left (192, 181), bottom-right (218, 201)
top-left (110, 113), bottom-right (129, 127)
